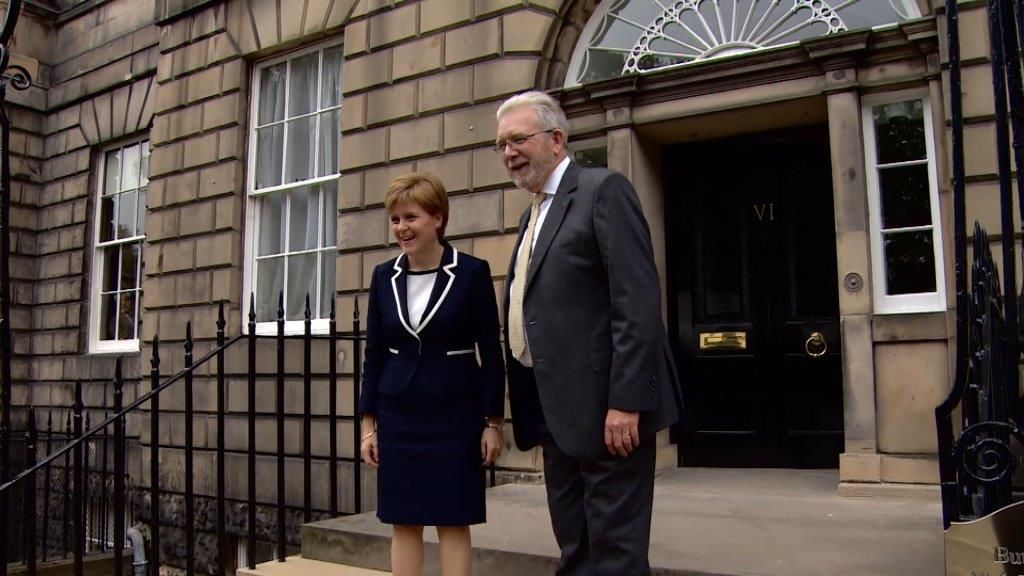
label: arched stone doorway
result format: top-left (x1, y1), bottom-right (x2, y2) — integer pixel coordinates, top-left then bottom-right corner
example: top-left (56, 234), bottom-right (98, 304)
top-left (542, 0), bottom-right (949, 489)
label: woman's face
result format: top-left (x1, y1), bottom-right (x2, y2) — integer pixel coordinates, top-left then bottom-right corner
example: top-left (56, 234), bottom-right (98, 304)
top-left (390, 201), bottom-right (443, 257)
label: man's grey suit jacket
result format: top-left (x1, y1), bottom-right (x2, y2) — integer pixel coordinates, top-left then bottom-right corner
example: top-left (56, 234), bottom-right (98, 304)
top-left (504, 161), bottom-right (683, 459)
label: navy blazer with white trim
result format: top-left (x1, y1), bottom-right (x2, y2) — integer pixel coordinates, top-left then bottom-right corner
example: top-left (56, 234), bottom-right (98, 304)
top-left (358, 243), bottom-right (505, 418)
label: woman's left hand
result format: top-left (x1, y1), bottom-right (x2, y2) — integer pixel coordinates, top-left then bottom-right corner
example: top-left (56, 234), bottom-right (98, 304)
top-left (481, 425), bottom-right (502, 465)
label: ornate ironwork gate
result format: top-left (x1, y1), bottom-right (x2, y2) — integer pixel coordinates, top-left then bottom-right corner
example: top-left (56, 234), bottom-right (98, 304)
top-left (935, 0), bottom-right (1024, 528)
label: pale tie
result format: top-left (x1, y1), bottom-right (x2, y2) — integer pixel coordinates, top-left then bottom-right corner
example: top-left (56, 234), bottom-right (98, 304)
top-left (508, 193), bottom-right (545, 360)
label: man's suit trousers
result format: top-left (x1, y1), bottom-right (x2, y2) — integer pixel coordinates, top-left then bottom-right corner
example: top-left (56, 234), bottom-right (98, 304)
top-left (519, 365), bottom-right (657, 576)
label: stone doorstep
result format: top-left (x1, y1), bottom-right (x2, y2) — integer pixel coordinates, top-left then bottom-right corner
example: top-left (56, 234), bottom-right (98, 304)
top-left (297, 468), bottom-right (946, 576)
top-left (838, 481), bottom-right (942, 499)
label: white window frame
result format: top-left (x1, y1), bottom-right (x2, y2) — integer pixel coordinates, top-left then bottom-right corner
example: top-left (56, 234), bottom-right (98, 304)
top-left (243, 39), bottom-right (342, 336)
top-left (862, 90), bottom-right (946, 314)
top-left (89, 139), bottom-right (149, 353)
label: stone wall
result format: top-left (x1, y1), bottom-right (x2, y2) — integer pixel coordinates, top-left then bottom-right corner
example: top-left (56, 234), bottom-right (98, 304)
top-left (8, 0), bottom-right (158, 434)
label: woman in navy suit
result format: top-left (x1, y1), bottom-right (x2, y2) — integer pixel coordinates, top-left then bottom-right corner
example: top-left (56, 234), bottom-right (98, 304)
top-left (359, 173), bottom-right (505, 576)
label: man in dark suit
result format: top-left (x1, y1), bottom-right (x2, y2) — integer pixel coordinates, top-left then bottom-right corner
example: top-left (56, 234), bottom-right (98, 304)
top-left (496, 91), bottom-right (682, 576)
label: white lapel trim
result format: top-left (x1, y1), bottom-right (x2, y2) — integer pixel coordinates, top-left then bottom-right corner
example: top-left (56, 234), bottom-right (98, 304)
top-left (390, 255), bottom-right (419, 340)
top-left (415, 247), bottom-right (458, 334)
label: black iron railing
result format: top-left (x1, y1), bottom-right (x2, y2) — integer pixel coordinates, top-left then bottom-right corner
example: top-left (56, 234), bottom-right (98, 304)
top-left (936, 0), bottom-right (1024, 528)
top-left (1, 298), bottom-right (366, 576)
top-left (5, 408), bottom-right (138, 564)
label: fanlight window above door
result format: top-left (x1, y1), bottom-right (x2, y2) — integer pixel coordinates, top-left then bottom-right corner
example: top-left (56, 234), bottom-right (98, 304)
top-left (566, 0), bottom-right (921, 86)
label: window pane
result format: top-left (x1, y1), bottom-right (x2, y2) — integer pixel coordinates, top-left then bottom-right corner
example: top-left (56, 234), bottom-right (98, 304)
top-left (321, 46), bottom-right (342, 109)
top-left (321, 181), bottom-right (337, 248)
top-left (256, 125), bottom-right (285, 189)
top-left (287, 253), bottom-right (318, 321)
top-left (318, 110), bottom-right (339, 177)
top-left (104, 150), bottom-right (120, 195)
top-left (259, 63), bottom-right (287, 125)
top-left (120, 242), bottom-right (140, 290)
top-left (102, 245), bottom-right (120, 292)
top-left (580, 49), bottom-right (628, 85)
top-left (117, 190), bottom-right (137, 239)
top-left (289, 52), bottom-right (319, 117)
top-left (117, 291), bottom-right (137, 340)
top-left (100, 196), bottom-right (116, 242)
top-left (100, 293), bottom-right (117, 340)
top-left (285, 116), bottom-right (316, 182)
top-left (884, 231), bottom-right (937, 295)
top-left (137, 189), bottom-right (147, 235)
top-left (320, 249), bottom-right (335, 319)
top-left (258, 192), bottom-right (285, 256)
top-left (140, 141), bottom-right (150, 186)
top-left (121, 144), bottom-right (141, 192)
top-left (288, 186), bottom-right (318, 252)
top-left (574, 146), bottom-right (608, 168)
top-left (873, 100), bottom-right (926, 164)
top-left (256, 257), bottom-right (285, 322)
top-left (879, 164), bottom-right (931, 229)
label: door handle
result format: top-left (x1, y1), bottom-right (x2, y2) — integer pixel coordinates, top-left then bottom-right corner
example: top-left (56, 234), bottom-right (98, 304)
top-left (805, 332), bottom-right (827, 358)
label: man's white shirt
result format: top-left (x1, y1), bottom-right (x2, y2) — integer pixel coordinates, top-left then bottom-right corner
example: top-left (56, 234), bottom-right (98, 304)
top-left (514, 155), bottom-right (570, 367)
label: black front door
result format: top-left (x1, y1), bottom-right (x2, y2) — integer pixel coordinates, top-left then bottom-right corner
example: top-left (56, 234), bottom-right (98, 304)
top-left (667, 125), bottom-right (844, 468)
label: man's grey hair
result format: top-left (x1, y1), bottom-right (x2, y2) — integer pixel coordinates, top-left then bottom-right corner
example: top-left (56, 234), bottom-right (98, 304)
top-left (496, 91), bottom-right (570, 139)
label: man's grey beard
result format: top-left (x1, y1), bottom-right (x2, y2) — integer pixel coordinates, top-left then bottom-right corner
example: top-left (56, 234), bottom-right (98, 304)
top-left (511, 155), bottom-right (556, 192)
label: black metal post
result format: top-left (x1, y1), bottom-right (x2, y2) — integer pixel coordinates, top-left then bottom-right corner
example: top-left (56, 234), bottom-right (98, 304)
top-left (83, 412), bottom-right (91, 553)
top-left (184, 323), bottom-right (195, 576)
top-left (72, 382), bottom-right (83, 576)
top-left (328, 300), bottom-right (337, 517)
top-left (0, 4), bottom-right (27, 573)
top-left (936, 0), bottom-right (969, 527)
top-left (276, 292), bottom-right (285, 561)
top-left (149, 337), bottom-right (161, 576)
top-left (303, 295), bottom-right (312, 523)
top-left (216, 302), bottom-right (227, 576)
top-left (113, 360), bottom-right (125, 576)
top-left (41, 413), bottom-right (51, 562)
top-left (352, 296), bottom-right (361, 515)
top-left (1001, 0), bottom-right (1024, 415)
top-left (62, 412), bottom-right (70, 558)
top-left (24, 407), bottom-right (36, 576)
top-left (246, 295), bottom-right (257, 570)
top-left (99, 412), bottom-right (109, 552)
top-left (988, 0), bottom-right (1020, 412)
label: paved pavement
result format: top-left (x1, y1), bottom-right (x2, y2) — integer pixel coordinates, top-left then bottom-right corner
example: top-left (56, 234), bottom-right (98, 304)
top-left (249, 468), bottom-right (946, 576)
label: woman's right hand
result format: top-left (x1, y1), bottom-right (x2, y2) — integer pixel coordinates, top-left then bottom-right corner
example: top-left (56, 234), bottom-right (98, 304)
top-left (360, 415), bottom-right (379, 467)
top-left (361, 432), bottom-right (379, 467)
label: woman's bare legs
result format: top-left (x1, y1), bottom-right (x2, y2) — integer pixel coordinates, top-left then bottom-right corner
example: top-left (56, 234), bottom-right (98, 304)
top-left (436, 525), bottom-right (472, 576)
top-left (391, 524), bottom-right (424, 576)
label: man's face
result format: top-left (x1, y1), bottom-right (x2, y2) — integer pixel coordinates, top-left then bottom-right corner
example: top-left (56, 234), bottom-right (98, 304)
top-left (496, 106), bottom-right (564, 193)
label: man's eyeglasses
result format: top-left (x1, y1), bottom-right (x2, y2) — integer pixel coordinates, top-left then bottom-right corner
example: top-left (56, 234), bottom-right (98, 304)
top-left (492, 129), bottom-right (555, 154)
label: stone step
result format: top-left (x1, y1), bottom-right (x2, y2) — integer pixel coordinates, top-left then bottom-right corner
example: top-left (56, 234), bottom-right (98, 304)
top-left (301, 468), bottom-right (945, 576)
top-left (237, 555), bottom-right (389, 576)
top-left (301, 504), bottom-right (562, 576)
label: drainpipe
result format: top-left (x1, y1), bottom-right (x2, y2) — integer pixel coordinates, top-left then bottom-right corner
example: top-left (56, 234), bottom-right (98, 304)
top-left (126, 526), bottom-right (148, 576)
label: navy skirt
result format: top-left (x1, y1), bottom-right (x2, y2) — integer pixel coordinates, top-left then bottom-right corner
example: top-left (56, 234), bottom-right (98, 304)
top-left (375, 386), bottom-right (486, 526)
